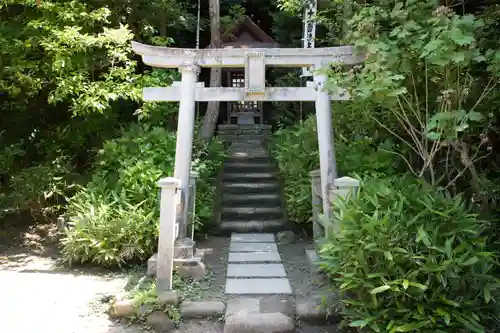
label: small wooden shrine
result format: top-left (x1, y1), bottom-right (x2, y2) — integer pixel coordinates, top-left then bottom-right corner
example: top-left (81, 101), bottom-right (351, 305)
top-left (206, 16), bottom-right (279, 125)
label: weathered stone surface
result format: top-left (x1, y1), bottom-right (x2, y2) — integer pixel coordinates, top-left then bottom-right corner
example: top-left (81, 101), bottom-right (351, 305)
top-left (222, 207), bottom-right (282, 219)
top-left (231, 233), bottom-right (275, 243)
top-left (158, 290), bottom-right (179, 305)
top-left (223, 182), bottom-right (278, 192)
top-left (225, 278), bottom-right (292, 294)
top-left (224, 312), bottom-right (294, 333)
top-left (147, 253), bottom-right (158, 277)
top-left (277, 230), bottom-right (296, 244)
top-left (305, 249), bottom-right (321, 273)
top-left (228, 251), bottom-right (281, 263)
top-left (227, 263), bottom-right (286, 277)
top-left (225, 297), bottom-right (260, 318)
top-left (112, 299), bottom-right (136, 318)
top-left (223, 193), bottom-right (281, 207)
top-left (180, 301), bottom-right (226, 318)
top-left (259, 296), bottom-right (294, 316)
top-left (295, 295), bottom-right (341, 324)
top-left (220, 220), bottom-right (287, 234)
top-left (137, 304), bottom-right (155, 317)
top-left (173, 237), bottom-right (195, 258)
top-left (147, 311), bottom-right (175, 332)
top-left (176, 261), bottom-right (206, 281)
top-left (229, 242), bottom-right (278, 253)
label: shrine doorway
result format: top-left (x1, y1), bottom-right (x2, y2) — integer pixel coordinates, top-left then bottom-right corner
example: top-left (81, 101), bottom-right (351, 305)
top-left (226, 71), bottom-right (262, 125)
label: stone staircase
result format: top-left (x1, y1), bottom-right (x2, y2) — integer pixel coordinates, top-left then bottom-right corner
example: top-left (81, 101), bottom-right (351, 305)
top-left (218, 140), bottom-right (288, 234)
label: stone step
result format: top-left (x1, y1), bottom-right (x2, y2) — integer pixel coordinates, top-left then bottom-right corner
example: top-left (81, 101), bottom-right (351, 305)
top-left (225, 155), bottom-right (271, 164)
top-left (226, 278), bottom-right (292, 295)
top-left (222, 193), bottom-right (281, 207)
top-left (230, 139), bottom-right (264, 146)
top-left (228, 150), bottom-right (268, 156)
top-left (219, 219), bottom-right (287, 234)
top-left (227, 154), bottom-right (270, 161)
top-left (224, 162), bottom-right (275, 173)
top-left (223, 172), bottom-right (278, 183)
top-left (222, 207), bottom-right (282, 220)
top-left (222, 182), bottom-right (280, 194)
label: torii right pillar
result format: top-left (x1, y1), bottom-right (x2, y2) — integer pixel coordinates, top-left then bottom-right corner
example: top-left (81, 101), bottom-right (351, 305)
top-left (314, 67), bottom-right (337, 220)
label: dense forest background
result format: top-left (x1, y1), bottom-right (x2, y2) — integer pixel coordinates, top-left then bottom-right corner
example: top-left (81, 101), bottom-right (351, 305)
top-left (1, 0), bottom-right (499, 242)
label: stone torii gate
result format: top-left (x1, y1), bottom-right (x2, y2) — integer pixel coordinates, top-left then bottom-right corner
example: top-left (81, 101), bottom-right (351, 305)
top-left (131, 41), bottom-right (362, 291)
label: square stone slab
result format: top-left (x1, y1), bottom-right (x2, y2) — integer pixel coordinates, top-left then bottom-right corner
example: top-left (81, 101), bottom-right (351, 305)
top-left (225, 297), bottom-right (260, 318)
top-left (225, 278), bottom-right (292, 294)
top-left (260, 296), bottom-right (295, 316)
top-left (228, 252), bottom-right (282, 263)
top-left (231, 233), bottom-right (275, 243)
top-left (227, 264), bottom-right (286, 278)
top-left (230, 242), bottom-right (278, 253)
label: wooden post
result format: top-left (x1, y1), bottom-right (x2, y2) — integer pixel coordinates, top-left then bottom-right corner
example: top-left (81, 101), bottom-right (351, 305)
top-left (156, 177), bottom-right (180, 292)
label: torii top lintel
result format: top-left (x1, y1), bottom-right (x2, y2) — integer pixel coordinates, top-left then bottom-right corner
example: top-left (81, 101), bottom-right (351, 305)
top-left (131, 41), bottom-right (363, 69)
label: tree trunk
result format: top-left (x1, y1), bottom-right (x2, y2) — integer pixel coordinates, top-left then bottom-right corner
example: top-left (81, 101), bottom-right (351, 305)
top-left (200, 0), bottom-right (221, 141)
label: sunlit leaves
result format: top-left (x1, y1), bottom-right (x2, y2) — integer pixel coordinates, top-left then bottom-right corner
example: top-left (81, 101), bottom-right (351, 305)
top-left (319, 176), bottom-right (497, 332)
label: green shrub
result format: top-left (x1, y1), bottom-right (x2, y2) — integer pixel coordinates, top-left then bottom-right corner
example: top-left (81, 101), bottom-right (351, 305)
top-left (319, 176), bottom-right (499, 333)
top-left (61, 123), bottom-right (224, 267)
top-left (270, 115), bottom-right (400, 224)
top-left (191, 138), bottom-right (226, 231)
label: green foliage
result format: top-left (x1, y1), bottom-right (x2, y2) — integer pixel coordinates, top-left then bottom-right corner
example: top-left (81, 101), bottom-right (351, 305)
top-left (271, 117), bottom-right (319, 224)
top-left (326, 1), bottom-right (499, 194)
top-left (270, 112), bottom-right (401, 224)
top-left (191, 138), bottom-right (226, 230)
top-left (61, 124), bottom-right (225, 266)
top-left (320, 176), bottom-right (499, 332)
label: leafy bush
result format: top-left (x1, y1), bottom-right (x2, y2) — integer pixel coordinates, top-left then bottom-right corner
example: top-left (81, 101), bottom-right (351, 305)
top-left (1, 151), bottom-right (77, 221)
top-left (320, 176), bottom-right (499, 333)
top-left (61, 123), bottom-right (224, 266)
top-left (270, 114), bottom-right (400, 224)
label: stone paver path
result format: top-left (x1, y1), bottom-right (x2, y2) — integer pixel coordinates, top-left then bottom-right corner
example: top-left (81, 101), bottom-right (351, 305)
top-left (223, 233), bottom-right (296, 332)
top-left (225, 232), bottom-right (292, 295)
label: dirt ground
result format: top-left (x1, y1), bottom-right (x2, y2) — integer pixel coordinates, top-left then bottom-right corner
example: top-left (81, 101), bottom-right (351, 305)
top-left (0, 220), bottom-right (223, 333)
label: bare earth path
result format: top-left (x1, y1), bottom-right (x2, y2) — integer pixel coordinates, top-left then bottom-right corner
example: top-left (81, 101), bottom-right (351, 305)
top-left (0, 222), bottom-right (140, 333)
top-left (0, 222), bottom-right (222, 333)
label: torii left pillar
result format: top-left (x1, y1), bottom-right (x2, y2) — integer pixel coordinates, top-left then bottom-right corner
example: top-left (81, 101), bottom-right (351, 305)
top-left (173, 62), bottom-right (199, 251)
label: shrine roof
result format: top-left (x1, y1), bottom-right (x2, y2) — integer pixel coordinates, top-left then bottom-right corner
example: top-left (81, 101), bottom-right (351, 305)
top-left (206, 16), bottom-right (279, 49)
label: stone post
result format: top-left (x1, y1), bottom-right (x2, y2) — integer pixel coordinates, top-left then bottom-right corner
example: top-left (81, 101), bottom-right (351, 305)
top-left (329, 176), bottom-right (360, 235)
top-left (156, 177), bottom-right (180, 292)
top-left (309, 169), bottom-right (322, 241)
top-left (188, 170), bottom-right (198, 240)
top-left (314, 69), bottom-right (337, 220)
top-left (173, 62), bottom-right (199, 240)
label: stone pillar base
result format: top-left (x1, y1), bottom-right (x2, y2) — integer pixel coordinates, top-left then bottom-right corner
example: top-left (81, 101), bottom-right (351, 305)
top-left (147, 248), bottom-right (208, 280)
top-left (174, 237), bottom-right (196, 258)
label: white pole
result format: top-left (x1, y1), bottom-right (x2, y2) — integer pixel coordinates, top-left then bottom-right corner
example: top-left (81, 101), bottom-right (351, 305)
top-left (156, 177), bottom-right (180, 292)
top-left (173, 62), bottom-right (199, 239)
top-left (314, 70), bottom-right (337, 219)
